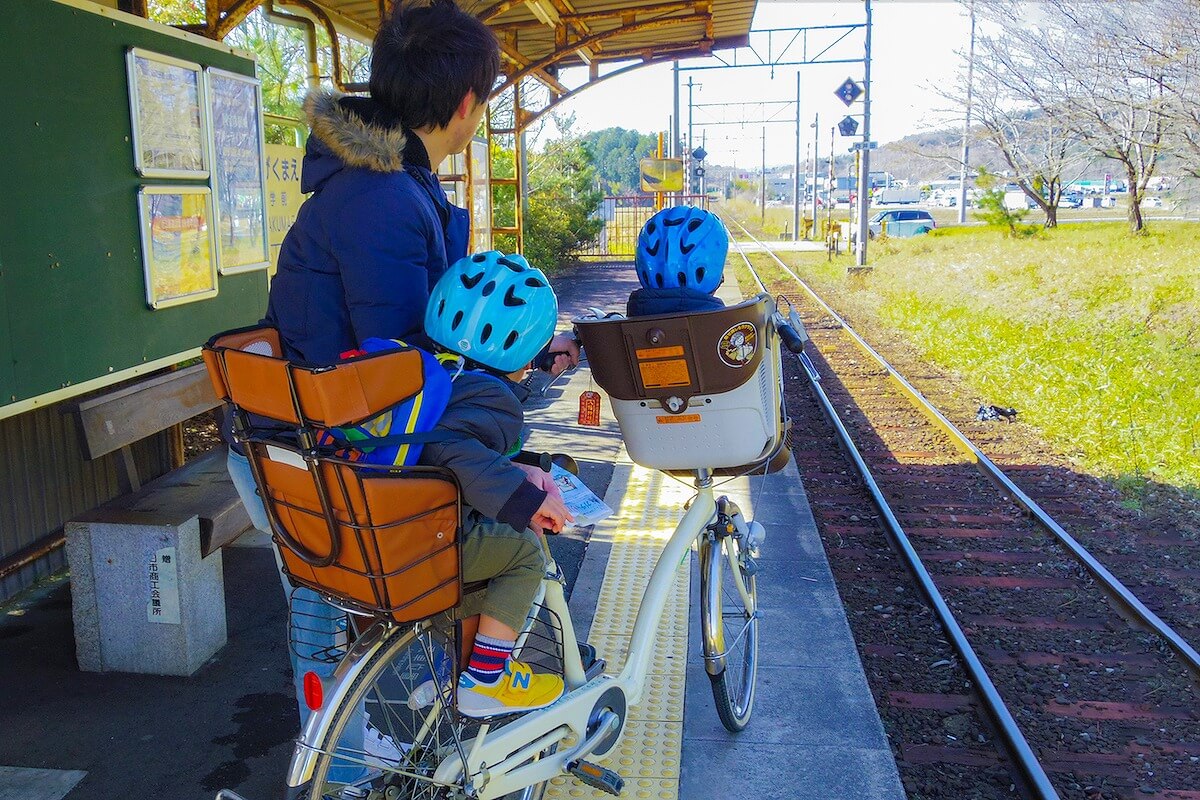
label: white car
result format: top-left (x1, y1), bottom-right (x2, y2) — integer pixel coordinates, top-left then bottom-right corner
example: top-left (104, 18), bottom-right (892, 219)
top-left (868, 209), bottom-right (936, 238)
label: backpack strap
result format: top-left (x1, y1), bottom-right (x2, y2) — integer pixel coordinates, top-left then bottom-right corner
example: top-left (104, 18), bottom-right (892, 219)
top-left (318, 428), bottom-right (465, 452)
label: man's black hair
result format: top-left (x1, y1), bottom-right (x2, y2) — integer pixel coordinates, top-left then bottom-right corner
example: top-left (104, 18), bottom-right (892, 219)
top-left (370, 0), bottom-right (501, 130)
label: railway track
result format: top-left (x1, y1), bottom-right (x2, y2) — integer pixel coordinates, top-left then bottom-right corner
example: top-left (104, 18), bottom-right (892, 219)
top-left (727, 222), bottom-right (1200, 800)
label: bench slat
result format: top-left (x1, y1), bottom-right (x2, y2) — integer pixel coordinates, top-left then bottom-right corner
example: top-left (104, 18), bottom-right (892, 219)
top-left (75, 363), bottom-right (220, 460)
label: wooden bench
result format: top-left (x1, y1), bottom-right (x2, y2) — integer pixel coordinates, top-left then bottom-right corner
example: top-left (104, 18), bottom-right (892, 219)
top-left (65, 364), bottom-right (252, 675)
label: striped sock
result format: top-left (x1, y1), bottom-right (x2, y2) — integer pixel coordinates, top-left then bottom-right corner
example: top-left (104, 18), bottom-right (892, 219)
top-left (465, 633), bottom-right (515, 685)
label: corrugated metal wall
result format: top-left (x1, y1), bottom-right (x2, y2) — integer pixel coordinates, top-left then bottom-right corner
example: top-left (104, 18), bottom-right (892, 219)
top-left (0, 403), bottom-right (172, 601)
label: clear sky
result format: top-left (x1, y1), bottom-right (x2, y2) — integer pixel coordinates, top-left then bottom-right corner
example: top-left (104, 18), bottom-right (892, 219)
top-left (551, 1), bottom-right (971, 167)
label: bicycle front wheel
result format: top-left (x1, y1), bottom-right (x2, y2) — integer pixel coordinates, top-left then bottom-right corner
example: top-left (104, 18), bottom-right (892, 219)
top-left (293, 621), bottom-right (466, 800)
top-left (698, 529), bottom-right (759, 732)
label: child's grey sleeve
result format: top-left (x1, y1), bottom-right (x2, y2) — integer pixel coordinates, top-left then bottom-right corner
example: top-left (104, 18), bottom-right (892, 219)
top-left (419, 377), bottom-right (546, 530)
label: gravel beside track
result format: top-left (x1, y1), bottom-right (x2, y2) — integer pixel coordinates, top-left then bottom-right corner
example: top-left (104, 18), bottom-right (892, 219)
top-left (742, 247), bottom-right (1200, 799)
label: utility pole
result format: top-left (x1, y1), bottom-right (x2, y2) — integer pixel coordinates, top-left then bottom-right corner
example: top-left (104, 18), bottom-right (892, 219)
top-left (793, 72), bottom-right (802, 241)
top-left (687, 77), bottom-right (696, 195)
top-left (828, 124), bottom-right (835, 244)
top-left (855, 0), bottom-right (873, 267)
top-left (760, 126), bottom-right (767, 224)
top-left (810, 113), bottom-right (819, 240)
top-left (672, 61), bottom-right (681, 158)
top-left (957, 0), bottom-right (976, 224)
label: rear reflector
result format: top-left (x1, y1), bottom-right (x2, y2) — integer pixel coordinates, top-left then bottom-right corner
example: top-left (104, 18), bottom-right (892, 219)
top-left (303, 671), bottom-right (324, 711)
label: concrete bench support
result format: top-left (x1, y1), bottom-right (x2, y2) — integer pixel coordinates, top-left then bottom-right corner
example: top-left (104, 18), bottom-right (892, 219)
top-left (65, 450), bottom-right (246, 676)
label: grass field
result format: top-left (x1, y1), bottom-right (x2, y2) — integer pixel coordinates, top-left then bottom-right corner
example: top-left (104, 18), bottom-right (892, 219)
top-left (724, 209), bottom-right (1200, 498)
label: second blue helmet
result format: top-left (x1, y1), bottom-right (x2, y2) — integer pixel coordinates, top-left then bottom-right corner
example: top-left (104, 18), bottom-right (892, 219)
top-left (425, 251), bottom-right (558, 374)
top-left (635, 206), bottom-right (729, 294)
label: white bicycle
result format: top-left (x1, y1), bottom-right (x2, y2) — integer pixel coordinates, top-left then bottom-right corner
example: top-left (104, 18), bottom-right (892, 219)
top-left (212, 293), bottom-right (802, 800)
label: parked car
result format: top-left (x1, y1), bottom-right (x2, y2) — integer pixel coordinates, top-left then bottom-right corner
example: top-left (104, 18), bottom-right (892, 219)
top-left (868, 209), bottom-right (936, 238)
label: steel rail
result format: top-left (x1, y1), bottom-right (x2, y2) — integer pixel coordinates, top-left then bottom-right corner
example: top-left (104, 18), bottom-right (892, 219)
top-left (727, 232), bottom-right (1061, 800)
top-left (729, 220), bottom-right (1200, 682)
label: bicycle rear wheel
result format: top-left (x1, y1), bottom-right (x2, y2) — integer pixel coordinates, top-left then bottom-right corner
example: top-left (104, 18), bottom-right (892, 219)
top-left (698, 525), bottom-right (759, 732)
top-left (292, 621), bottom-right (468, 800)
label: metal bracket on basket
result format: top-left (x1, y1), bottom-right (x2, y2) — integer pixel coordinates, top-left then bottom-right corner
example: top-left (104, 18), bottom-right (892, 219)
top-left (287, 588), bottom-right (351, 665)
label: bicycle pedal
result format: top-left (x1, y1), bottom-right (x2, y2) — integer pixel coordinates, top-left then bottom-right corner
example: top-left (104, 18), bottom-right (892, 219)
top-left (567, 759), bottom-right (624, 796)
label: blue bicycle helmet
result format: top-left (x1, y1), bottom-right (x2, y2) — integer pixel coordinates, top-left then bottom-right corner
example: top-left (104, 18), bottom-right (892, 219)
top-left (635, 206), bottom-right (729, 294)
top-left (425, 251), bottom-right (558, 374)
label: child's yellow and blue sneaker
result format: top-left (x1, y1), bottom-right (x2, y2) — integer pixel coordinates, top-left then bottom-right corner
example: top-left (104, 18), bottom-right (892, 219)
top-left (457, 659), bottom-right (564, 718)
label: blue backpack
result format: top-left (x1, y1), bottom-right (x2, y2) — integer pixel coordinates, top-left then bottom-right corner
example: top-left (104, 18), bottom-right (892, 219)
top-left (320, 338), bottom-right (455, 466)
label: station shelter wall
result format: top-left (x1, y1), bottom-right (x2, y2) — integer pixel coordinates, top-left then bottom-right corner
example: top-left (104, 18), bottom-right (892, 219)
top-left (0, 0), bottom-right (268, 599)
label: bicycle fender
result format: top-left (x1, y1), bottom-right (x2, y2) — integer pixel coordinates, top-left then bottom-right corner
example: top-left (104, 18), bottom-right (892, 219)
top-left (284, 621), bottom-right (397, 791)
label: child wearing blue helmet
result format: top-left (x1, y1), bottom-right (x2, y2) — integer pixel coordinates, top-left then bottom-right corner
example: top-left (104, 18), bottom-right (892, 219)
top-left (418, 251), bottom-right (571, 717)
top-left (627, 205), bottom-right (730, 317)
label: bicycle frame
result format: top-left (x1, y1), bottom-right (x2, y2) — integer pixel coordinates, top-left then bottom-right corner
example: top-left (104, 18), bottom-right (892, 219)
top-left (286, 471), bottom-right (719, 800)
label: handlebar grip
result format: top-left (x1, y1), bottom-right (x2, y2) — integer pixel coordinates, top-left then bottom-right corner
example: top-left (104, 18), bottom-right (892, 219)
top-left (778, 323), bottom-right (807, 354)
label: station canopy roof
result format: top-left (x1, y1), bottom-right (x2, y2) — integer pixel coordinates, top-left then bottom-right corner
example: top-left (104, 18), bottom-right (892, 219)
top-left (210, 0), bottom-right (758, 98)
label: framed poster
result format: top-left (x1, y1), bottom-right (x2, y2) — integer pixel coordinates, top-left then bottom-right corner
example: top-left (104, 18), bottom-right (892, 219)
top-left (137, 186), bottom-right (219, 309)
top-left (127, 48), bottom-right (209, 178)
top-left (207, 67), bottom-right (269, 274)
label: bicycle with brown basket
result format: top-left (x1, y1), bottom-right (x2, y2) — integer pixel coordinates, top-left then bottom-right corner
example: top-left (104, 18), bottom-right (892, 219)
top-left (204, 291), bottom-right (806, 800)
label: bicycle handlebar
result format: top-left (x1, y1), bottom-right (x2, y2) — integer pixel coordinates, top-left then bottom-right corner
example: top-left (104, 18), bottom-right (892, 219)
top-left (777, 322), bottom-right (806, 354)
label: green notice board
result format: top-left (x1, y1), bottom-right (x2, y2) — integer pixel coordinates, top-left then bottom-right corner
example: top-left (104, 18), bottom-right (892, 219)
top-left (0, 0), bottom-right (269, 417)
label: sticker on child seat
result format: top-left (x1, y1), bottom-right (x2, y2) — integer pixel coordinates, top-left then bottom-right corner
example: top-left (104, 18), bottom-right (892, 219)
top-left (717, 322), bottom-right (757, 367)
top-left (638, 358), bottom-right (691, 389)
top-left (655, 413), bottom-right (701, 424)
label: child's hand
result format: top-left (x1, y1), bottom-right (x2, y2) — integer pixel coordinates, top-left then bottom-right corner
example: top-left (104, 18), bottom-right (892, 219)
top-left (533, 493), bottom-right (573, 534)
top-left (540, 332), bottom-right (581, 377)
top-left (514, 462), bottom-right (563, 502)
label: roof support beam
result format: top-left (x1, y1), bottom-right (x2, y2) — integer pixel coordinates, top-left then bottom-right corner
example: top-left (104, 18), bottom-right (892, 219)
top-left (515, 54), bottom-right (684, 133)
top-left (498, 40), bottom-right (569, 95)
top-left (211, 0), bottom-right (265, 38)
top-left (492, 11), bottom-right (710, 94)
top-left (478, 0), bottom-right (527, 22)
top-left (490, 2), bottom-right (701, 33)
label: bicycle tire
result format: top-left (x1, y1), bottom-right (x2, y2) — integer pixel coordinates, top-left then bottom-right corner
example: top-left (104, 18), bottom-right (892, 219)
top-left (292, 621), bottom-right (468, 800)
top-left (699, 531), bottom-right (759, 732)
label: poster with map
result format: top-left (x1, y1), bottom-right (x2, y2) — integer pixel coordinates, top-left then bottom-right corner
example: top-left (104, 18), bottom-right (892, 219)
top-left (208, 68), bottom-right (268, 274)
top-left (127, 48), bottom-right (208, 178)
top-left (138, 186), bottom-right (218, 309)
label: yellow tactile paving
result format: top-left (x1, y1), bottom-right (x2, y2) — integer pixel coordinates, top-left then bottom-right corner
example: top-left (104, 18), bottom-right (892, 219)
top-left (545, 463), bottom-right (693, 799)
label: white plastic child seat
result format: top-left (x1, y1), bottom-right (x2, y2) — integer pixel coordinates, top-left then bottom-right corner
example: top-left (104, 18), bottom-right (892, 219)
top-left (576, 294), bottom-right (787, 473)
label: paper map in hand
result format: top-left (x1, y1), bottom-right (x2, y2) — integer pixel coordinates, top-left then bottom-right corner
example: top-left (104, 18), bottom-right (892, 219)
top-left (549, 463), bottom-right (614, 528)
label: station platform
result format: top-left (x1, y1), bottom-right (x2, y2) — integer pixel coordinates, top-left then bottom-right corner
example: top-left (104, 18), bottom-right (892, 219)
top-left (0, 261), bottom-right (902, 800)
top-left (533, 266), bottom-right (905, 800)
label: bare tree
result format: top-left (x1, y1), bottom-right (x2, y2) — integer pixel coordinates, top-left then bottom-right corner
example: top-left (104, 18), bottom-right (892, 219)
top-left (943, 40), bottom-right (1092, 228)
top-left (1131, 1), bottom-right (1200, 179)
top-left (975, 0), bottom-right (1173, 233)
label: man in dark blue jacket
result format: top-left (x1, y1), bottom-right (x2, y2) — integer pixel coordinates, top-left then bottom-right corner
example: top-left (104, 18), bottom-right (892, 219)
top-left (265, 1), bottom-right (487, 363)
top-left (264, 0), bottom-right (578, 369)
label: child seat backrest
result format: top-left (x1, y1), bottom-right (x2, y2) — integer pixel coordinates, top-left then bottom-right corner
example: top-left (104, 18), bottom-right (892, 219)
top-left (576, 294), bottom-right (789, 473)
top-left (203, 325), bottom-right (461, 622)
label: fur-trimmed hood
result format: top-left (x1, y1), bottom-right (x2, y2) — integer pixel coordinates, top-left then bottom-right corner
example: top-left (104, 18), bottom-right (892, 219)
top-left (303, 89), bottom-right (407, 177)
